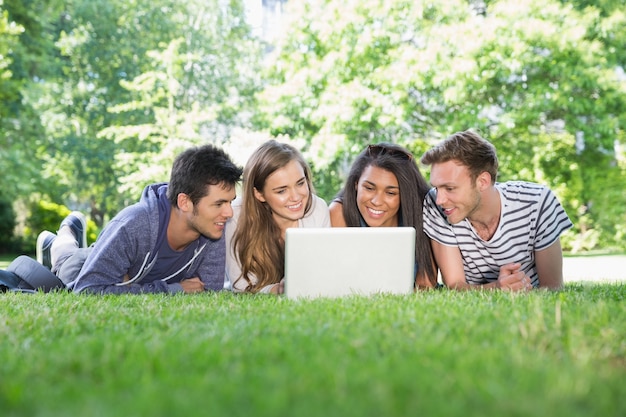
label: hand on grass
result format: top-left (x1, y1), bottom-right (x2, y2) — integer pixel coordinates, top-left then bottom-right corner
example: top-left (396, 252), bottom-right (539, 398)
top-left (181, 277), bottom-right (205, 293)
top-left (496, 263), bottom-right (532, 292)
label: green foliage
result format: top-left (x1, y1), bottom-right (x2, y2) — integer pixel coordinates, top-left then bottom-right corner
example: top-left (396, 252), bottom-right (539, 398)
top-left (2, 0), bottom-right (625, 251)
top-left (0, 286), bottom-right (625, 416)
top-left (98, 32), bottom-right (262, 200)
top-left (256, 0), bottom-right (626, 251)
top-left (0, 190), bottom-right (16, 253)
top-left (1, 0), bottom-right (66, 202)
top-left (0, 1), bottom-right (41, 207)
top-left (2, 0), bottom-right (261, 224)
top-left (0, 0), bottom-right (23, 117)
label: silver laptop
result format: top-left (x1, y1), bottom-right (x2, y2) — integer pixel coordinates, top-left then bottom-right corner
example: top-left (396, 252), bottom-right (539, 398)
top-left (284, 227), bottom-right (416, 299)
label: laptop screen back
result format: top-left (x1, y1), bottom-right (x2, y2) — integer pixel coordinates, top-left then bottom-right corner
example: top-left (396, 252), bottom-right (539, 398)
top-left (284, 227), bottom-right (416, 299)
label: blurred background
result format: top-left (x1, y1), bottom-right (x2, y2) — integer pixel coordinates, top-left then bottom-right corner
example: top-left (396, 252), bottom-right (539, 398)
top-left (0, 0), bottom-right (624, 254)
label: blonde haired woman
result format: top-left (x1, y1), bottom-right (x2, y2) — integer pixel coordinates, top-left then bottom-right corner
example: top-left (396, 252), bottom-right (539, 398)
top-left (225, 140), bottom-right (330, 294)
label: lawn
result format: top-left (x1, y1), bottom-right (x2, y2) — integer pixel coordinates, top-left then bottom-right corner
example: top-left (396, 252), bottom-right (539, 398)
top-left (1, 285), bottom-right (624, 417)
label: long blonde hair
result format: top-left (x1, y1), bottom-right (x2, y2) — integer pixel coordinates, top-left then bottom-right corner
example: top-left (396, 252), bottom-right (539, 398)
top-left (232, 140), bottom-right (315, 292)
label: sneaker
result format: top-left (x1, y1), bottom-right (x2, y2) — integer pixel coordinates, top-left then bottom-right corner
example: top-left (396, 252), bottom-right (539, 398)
top-left (36, 231), bottom-right (57, 270)
top-left (60, 211), bottom-right (87, 249)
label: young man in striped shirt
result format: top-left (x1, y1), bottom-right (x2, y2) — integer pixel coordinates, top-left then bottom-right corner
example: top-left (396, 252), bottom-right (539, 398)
top-left (421, 130), bottom-right (573, 291)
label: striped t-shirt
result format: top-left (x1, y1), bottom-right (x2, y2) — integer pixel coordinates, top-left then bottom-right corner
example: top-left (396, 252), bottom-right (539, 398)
top-left (423, 181), bottom-right (573, 287)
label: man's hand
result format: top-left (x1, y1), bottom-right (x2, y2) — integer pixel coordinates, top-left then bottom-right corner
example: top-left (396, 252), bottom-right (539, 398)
top-left (496, 263), bottom-right (532, 292)
top-left (180, 277), bottom-right (205, 293)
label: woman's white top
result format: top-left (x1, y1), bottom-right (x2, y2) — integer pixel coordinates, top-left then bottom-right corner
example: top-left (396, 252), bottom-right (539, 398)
top-left (224, 194), bottom-right (330, 293)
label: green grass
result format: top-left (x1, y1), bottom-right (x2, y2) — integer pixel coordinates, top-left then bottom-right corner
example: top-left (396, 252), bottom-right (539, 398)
top-left (1, 285), bottom-right (624, 417)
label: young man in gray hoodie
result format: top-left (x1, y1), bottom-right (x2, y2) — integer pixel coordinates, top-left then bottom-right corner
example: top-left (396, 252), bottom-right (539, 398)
top-left (40, 144), bottom-right (242, 294)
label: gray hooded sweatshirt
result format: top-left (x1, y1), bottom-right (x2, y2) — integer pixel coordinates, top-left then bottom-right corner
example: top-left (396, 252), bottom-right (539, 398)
top-left (70, 183), bottom-right (226, 294)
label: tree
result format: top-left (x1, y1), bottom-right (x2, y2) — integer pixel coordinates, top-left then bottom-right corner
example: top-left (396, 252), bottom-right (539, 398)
top-left (0, 0), bottom-right (22, 120)
top-left (96, 2), bottom-right (263, 206)
top-left (3, 0), bottom-right (261, 226)
top-left (0, 0), bottom-right (54, 201)
top-left (255, 0), bottom-right (626, 250)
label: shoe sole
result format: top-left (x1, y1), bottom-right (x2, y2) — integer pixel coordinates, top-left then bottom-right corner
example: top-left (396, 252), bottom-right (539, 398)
top-left (63, 211), bottom-right (87, 249)
top-left (36, 231), bottom-right (56, 269)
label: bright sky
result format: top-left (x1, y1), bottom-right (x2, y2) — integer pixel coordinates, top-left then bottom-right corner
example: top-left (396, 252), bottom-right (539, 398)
top-left (244, 0), bottom-right (263, 34)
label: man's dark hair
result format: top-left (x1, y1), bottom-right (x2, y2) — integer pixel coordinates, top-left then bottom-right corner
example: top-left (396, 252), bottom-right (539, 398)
top-left (167, 144), bottom-right (243, 207)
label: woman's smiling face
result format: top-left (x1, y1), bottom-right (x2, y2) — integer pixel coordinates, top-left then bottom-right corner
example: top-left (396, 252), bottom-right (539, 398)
top-left (254, 159), bottom-right (310, 229)
top-left (356, 165), bottom-right (400, 227)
